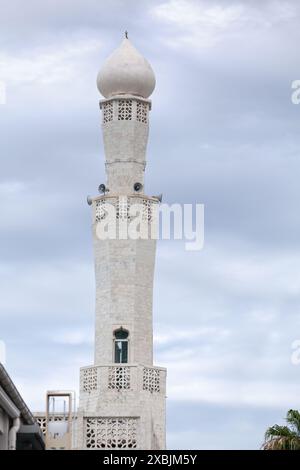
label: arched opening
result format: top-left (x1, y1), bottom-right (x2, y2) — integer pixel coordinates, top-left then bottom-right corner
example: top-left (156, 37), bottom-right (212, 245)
top-left (114, 328), bottom-right (129, 363)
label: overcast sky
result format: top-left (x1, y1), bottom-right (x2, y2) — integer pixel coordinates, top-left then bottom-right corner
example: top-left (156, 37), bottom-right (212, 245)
top-left (1, 0), bottom-right (300, 450)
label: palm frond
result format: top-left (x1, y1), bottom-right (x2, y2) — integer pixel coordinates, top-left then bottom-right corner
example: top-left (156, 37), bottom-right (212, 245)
top-left (265, 425), bottom-right (297, 440)
top-left (262, 436), bottom-right (300, 450)
top-left (262, 412), bottom-right (300, 450)
top-left (286, 409), bottom-right (300, 436)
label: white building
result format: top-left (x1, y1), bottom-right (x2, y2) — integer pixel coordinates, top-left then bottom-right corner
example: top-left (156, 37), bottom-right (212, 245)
top-left (75, 35), bottom-right (167, 450)
top-left (35, 35), bottom-right (167, 451)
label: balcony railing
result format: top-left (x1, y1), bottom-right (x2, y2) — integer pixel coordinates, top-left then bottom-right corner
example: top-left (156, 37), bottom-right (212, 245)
top-left (80, 364), bottom-right (166, 395)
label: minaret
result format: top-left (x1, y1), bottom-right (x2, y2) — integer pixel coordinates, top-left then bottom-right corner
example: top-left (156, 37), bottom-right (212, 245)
top-left (76, 36), bottom-right (167, 450)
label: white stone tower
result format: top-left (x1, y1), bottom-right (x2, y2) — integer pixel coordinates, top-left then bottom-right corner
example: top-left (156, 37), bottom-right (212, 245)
top-left (76, 36), bottom-right (167, 450)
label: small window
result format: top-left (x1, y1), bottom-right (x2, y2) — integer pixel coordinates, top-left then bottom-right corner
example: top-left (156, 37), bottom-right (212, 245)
top-left (114, 329), bottom-right (129, 363)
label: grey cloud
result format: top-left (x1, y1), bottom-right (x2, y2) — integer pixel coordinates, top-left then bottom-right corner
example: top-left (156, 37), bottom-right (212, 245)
top-left (1, 0), bottom-right (300, 449)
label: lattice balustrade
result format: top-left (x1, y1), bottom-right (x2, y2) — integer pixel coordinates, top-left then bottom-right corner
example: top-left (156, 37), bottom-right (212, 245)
top-left (118, 100), bottom-right (132, 120)
top-left (35, 415), bottom-right (71, 435)
top-left (142, 198), bottom-right (153, 222)
top-left (49, 415), bottom-right (67, 422)
top-left (85, 417), bottom-right (138, 449)
top-left (82, 367), bottom-right (98, 392)
top-left (108, 366), bottom-right (130, 390)
top-left (143, 367), bottom-right (160, 393)
top-left (116, 197), bottom-right (131, 220)
top-left (118, 197), bottom-right (157, 222)
top-left (102, 101), bottom-right (113, 123)
top-left (136, 101), bottom-right (148, 123)
top-left (142, 199), bottom-right (158, 222)
top-left (95, 199), bottom-right (109, 222)
top-left (36, 417), bottom-right (47, 436)
top-left (95, 197), bottom-right (158, 224)
top-left (101, 98), bottom-right (150, 123)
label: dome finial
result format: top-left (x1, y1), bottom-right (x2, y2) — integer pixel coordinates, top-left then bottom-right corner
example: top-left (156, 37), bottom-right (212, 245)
top-left (97, 36), bottom-right (156, 99)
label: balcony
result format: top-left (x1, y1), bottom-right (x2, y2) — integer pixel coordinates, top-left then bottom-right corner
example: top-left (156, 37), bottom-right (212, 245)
top-left (80, 364), bottom-right (166, 395)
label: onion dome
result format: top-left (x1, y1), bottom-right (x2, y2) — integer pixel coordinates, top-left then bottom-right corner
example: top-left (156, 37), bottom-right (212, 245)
top-left (97, 35), bottom-right (156, 99)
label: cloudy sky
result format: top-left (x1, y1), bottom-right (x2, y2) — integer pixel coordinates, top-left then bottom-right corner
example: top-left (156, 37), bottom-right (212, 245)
top-left (1, 0), bottom-right (300, 450)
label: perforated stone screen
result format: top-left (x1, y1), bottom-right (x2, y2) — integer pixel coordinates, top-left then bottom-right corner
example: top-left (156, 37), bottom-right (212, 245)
top-left (136, 101), bottom-right (148, 123)
top-left (118, 100), bottom-right (132, 121)
top-left (143, 367), bottom-right (160, 393)
top-left (103, 101), bottom-right (113, 123)
top-left (36, 416), bottom-right (47, 436)
top-left (82, 367), bottom-right (98, 392)
top-left (95, 196), bottom-right (158, 223)
top-left (85, 417), bottom-right (138, 449)
top-left (108, 366), bottom-right (130, 390)
top-left (101, 98), bottom-right (149, 125)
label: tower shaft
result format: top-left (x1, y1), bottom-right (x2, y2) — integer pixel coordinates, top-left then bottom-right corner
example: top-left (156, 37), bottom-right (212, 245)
top-left (94, 95), bottom-right (155, 366)
top-left (76, 38), bottom-right (166, 451)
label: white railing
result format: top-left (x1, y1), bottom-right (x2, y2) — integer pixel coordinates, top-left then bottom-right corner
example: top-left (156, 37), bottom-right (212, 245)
top-left (80, 364), bottom-right (166, 395)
